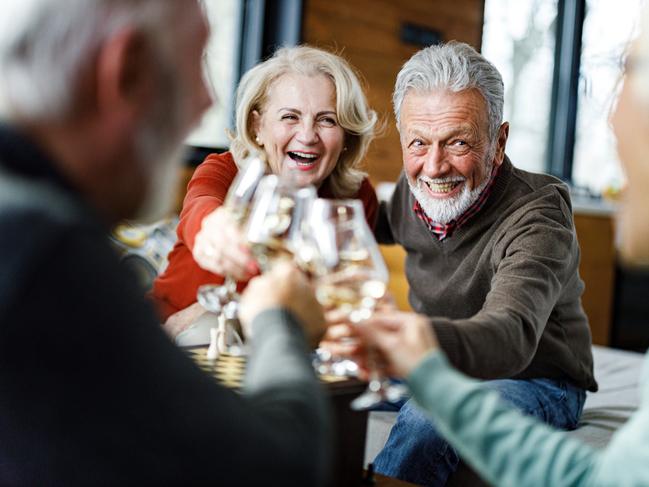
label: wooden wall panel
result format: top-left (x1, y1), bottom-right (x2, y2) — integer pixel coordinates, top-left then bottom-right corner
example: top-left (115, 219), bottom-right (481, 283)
top-left (302, 0), bottom-right (486, 183)
top-left (380, 245), bottom-right (411, 312)
top-left (574, 213), bottom-right (616, 346)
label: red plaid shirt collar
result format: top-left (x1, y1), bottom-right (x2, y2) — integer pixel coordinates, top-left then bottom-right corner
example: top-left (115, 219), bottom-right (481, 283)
top-left (413, 164), bottom-right (501, 241)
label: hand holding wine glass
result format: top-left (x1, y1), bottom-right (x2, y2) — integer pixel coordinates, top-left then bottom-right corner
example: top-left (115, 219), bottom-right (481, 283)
top-left (192, 155), bottom-right (266, 354)
top-left (353, 310), bottom-right (439, 379)
top-left (193, 206), bottom-right (258, 281)
top-left (194, 154), bottom-right (266, 313)
top-left (298, 198), bottom-right (405, 408)
top-left (193, 154), bottom-right (266, 280)
top-left (239, 261), bottom-right (326, 348)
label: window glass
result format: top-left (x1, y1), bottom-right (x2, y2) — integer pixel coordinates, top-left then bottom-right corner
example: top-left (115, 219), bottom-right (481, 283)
top-left (572, 0), bottom-right (645, 195)
top-left (482, 0), bottom-right (558, 173)
top-left (186, 0), bottom-right (242, 149)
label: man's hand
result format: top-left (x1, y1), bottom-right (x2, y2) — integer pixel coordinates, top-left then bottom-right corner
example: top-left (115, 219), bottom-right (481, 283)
top-left (239, 262), bottom-right (325, 347)
top-left (356, 310), bottom-right (439, 378)
top-left (318, 293), bottom-right (398, 358)
top-left (193, 206), bottom-right (258, 281)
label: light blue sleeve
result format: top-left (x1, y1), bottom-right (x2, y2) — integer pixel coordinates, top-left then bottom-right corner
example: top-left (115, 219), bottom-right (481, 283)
top-left (407, 351), bottom-right (649, 487)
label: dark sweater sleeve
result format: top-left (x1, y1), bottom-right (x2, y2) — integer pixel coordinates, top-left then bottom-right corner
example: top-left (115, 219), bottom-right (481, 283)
top-left (0, 220), bottom-right (329, 486)
top-left (375, 200), bottom-right (396, 244)
top-left (376, 173), bottom-right (408, 245)
top-left (432, 197), bottom-right (583, 379)
top-left (358, 177), bottom-right (379, 231)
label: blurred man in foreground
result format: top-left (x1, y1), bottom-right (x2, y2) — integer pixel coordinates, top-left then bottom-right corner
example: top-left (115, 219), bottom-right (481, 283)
top-left (0, 1), bottom-right (329, 485)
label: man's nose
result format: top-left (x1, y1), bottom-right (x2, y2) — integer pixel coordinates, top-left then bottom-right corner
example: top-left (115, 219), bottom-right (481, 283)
top-left (422, 145), bottom-right (449, 177)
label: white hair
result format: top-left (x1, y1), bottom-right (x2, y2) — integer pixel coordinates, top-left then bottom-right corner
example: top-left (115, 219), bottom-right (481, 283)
top-left (0, 0), bottom-right (179, 121)
top-left (393, 41), bottom-right (504, 139)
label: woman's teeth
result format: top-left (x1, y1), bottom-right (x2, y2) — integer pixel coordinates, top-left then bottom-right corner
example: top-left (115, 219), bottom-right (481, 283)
top-left (288, 151), bottom-right (318, 165)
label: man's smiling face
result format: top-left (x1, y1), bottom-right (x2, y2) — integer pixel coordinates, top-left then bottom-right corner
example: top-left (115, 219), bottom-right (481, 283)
top-left (400, 88), bottom-right (506, 223)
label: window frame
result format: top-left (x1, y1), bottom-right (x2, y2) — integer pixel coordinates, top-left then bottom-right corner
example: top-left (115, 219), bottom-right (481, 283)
top-left (185, 0), bottom-right (304, 167)
top-left (546, 0), bottom-right (586, 183)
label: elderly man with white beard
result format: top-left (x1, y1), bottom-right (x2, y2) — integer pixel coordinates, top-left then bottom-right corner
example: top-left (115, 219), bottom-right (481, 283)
top-left (370, 42), bottom-right (597, 487)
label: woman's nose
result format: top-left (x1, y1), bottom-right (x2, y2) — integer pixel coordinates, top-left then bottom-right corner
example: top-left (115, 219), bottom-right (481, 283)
top-left (296, 122), bottom-right (319, 144)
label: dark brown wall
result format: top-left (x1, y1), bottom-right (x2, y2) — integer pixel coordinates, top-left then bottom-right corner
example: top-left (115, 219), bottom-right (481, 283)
top-left (302, 0), bottom-right (486, 183)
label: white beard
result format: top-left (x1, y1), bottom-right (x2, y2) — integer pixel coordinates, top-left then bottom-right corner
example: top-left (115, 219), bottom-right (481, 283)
top-left (132, 142), bottom-right (187, 223)
top-left (408, 163), bottom-right (494, 224)
top-left (131, 58), bottom-right (188, 223)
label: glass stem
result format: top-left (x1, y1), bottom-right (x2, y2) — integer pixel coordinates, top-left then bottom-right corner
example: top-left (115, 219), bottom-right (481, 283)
top-left (224, 276), bottom-right (237, 296)
top-left (367, 348), bottom-right (384, 392)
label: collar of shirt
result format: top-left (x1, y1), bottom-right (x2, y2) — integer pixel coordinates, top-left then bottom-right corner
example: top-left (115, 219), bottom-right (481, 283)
top-left (413, 163), bottom-right (502, 241)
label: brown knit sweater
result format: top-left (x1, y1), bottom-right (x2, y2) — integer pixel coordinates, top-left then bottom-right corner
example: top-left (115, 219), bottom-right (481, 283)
top-left (377, 157), bottom-right (597, 391)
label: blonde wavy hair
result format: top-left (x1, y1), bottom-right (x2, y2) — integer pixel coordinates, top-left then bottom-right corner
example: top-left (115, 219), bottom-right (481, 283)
top-left (229, 45), bottom-right (378, 198)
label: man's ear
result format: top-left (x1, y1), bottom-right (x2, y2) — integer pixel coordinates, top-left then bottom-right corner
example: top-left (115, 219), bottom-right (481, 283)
top-left (493, 122), bottom-right (509, 167)
top-left (95, 28), bottom-right (152, 120)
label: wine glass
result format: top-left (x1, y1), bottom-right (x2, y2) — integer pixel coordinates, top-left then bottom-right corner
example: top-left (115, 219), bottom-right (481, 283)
top-left (300, 199), bottom-right (407, 410)
top-left (196, 154), bottom-right (267, 351)
top-left (244, 174), bottom-right (317, 272)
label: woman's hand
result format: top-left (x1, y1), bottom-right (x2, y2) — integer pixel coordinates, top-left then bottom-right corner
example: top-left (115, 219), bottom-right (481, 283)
top-left (192, 206), bottom-right (259, 281)
top-left (356, 310), bottom-right (439, 378)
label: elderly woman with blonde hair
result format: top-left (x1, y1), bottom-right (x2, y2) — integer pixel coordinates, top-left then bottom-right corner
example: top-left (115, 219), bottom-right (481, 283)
top-left (357, 12), bottom-right (649, 487)
top-left (152, 45), bottom-right (379, 329)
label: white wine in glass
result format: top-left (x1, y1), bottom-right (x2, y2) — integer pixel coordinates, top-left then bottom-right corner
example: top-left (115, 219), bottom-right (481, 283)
top-left (301, 199), bottom-right (406, 409)
top-left (245, 174), bottom-right (316, 272)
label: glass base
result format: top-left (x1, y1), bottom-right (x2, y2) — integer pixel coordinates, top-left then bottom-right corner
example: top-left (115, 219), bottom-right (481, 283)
top-left (350, 380), bottom-right (408, 411)
top-left (312, 348), bottom-right (358, 377)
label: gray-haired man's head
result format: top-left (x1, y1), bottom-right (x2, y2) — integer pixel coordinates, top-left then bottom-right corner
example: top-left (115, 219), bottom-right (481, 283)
top-left (394, 41), bottom-right (508, 225)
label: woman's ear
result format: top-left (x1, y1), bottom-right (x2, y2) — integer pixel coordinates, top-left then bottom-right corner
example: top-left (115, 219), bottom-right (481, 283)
top-left (251, 110), bottom-right (262, 145)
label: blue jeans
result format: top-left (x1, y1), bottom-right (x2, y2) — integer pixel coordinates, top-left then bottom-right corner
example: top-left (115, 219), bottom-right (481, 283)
top-left (373, 377), bottom-right (586, 487)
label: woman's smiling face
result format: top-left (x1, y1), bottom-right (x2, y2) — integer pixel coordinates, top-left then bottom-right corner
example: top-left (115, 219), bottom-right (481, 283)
top-left (252, 73), bottom-right (346, 187)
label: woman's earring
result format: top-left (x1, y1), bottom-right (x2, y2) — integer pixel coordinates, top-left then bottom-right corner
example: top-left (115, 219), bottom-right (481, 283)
top-left (255, 135), bottom-right (262, 146)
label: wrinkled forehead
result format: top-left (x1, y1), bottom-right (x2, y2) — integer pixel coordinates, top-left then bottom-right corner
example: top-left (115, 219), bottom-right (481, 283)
top-left (401, 88), bottom-right (490, 126)
top-left (263, 72), bottom-right (336, 108)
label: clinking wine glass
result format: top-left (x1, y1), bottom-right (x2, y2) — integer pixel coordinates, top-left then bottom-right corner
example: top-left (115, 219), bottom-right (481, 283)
top-left (244, 174), bottom-right (317, 272)
top-left (196, 154), bottom-right (267, 353)
top-left (300, 199), bottom-right (407, 410)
